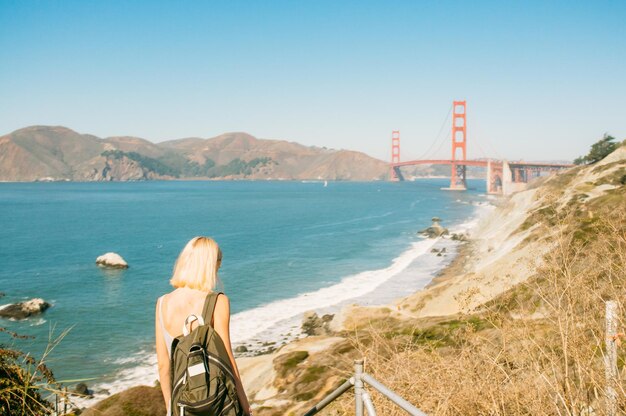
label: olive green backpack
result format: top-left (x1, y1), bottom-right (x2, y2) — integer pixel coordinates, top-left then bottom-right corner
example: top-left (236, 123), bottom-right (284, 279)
top-left (170, 292), bottom-right (244, 416)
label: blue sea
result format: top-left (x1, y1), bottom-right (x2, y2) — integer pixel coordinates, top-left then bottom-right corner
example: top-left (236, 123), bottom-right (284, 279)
top-left (0, 179), bottom-right (487, 399)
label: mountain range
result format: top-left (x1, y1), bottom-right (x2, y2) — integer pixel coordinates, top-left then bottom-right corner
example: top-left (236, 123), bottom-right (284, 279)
top-left (0, 126), bottom-right (394, 182)
top-left (0, 126), bottom-right (478, 182)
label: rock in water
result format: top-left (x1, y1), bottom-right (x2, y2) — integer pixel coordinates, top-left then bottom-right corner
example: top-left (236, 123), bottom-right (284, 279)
top-left (0, 298), bottom-right (50, 319)
top-left (96, 252), bottom-right (128, 269)
top-left (419, 217), bottom-right (449, 238)
top-left (73, 383), bottom-right (93, 397)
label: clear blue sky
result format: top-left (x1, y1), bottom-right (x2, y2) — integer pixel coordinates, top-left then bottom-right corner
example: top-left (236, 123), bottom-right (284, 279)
top-left (1, 1), bottom-right (624, 161)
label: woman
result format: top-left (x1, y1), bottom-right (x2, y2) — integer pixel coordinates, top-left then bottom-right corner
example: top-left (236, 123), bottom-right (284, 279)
top-left (155, 236), bottom-right (252, 415)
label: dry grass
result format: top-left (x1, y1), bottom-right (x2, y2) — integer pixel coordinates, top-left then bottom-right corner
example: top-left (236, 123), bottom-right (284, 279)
top-left (324, 199), bottom-right (626, 415)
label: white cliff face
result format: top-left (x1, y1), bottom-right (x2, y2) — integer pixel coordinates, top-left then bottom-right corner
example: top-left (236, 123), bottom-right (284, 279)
top-left (96, 252), bottom-right (129, 269)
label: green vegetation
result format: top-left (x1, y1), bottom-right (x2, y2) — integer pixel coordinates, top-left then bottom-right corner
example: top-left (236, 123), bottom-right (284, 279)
top-left (381, 316), bottom-right (492, 349)
top-left (207, 157), bottom-right (275, 177)
top-left (0, 328), bottom-right (58, 416)
top-left (101, 150), bottom-right (179, 177)
top-left (574, 134), bottom-right (618, 165)
top-left (274, 351), bottom-right (309, 377)
top-left (101, 150), bottom-right (274, 178)
top-left (299, 365), bottom-right (327, 383)
top-left (153, 151), bottom-right (215, 177)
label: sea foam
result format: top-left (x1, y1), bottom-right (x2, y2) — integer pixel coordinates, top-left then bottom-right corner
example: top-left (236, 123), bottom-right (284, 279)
top-left (229, 237), bottom-right (438, 344)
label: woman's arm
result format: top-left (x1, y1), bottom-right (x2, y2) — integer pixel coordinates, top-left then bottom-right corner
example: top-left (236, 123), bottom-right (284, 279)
top-left (155, 298), bottom-right (172, 413)
top-left (213, 294), bottom-right (252, 415)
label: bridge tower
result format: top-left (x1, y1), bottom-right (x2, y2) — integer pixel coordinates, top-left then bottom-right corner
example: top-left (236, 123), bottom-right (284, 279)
top-left (448, 100), bottom-right (467, 190)
top-left (390, 130), bottom-right (401, 181)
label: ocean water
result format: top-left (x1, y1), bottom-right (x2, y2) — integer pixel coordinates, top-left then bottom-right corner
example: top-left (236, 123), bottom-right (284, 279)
top-left (0, 179), bottom-right (486, 398)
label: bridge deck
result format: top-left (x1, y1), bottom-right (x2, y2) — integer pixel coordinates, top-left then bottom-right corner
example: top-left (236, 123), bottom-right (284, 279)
top-left (391, 160), bottom-right (573, 169)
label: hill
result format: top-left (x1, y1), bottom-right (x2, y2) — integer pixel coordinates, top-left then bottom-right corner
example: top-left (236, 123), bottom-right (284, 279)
top-left (0, 126), bottom-right (389, 182)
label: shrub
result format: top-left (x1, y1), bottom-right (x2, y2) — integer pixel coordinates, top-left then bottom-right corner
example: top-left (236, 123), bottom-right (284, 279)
top-left (0, 327), bottom-right (64, 416)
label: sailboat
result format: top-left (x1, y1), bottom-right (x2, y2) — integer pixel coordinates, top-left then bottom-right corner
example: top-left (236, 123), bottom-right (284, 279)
top-left (324, 180), bottom-right (328, 187)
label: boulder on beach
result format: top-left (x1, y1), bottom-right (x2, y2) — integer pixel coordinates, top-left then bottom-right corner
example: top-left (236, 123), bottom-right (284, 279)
top-left (0, 298), bottom-right (50, 320)
top-left (451, 233), bottom-right (469, 242)
top-left (302, 311), bottom-right (335, 336)
top-left (96, 252), bottom-right (128, 269)
top-left (234, 345), bottom-right (248, 353)
top-left (419, 217), bottom-right (449, 238)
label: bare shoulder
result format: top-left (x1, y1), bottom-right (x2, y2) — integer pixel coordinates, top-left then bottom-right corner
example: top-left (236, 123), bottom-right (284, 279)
top-left (215, 293), bottom-right (230, 309)
top-left (213, 293), bottom-right (230, 323)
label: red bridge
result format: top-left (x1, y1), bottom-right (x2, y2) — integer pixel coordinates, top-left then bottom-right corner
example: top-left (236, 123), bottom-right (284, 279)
top-left (390, 101), bottom-right (573, 194)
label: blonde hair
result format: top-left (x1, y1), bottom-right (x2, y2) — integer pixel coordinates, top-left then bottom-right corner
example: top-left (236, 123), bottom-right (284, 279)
top-left (170, 236), bottom-right (222, 292)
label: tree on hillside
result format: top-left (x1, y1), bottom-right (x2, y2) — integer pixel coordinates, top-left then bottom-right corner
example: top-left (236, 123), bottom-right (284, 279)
top-left (574, 134), bottom-right (618, 165)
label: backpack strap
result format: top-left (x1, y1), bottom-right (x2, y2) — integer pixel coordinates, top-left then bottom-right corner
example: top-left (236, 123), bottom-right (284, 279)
top-left (182, 314), bottom-right (205, 336)
top-left (201, 292), bottom-right (223, 327)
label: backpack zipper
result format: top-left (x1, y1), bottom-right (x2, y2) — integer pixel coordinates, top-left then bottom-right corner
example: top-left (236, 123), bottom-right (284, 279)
top-left (178, 385), bottom-right (227, 409)
top-left (206, 353), bottom-right (236, 383)
top-left (172, 372), bottom-right (187, 399)
top-left (218, 397), bottom-right (235, 415)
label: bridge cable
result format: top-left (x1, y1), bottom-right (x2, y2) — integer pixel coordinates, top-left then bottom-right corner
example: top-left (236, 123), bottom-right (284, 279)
top-left (415, 103), bottom-right (453, 161)
top-left (481, 135), bottom-right (505, 161)
top-left (473, 130), bottom-right (505, 161)
top-left (471, 136), bottom-right (490, 160)
top-left (428, 130), bottom-right (452, 160)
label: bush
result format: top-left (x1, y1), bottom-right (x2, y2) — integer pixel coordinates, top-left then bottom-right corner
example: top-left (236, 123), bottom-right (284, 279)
top-left (0, 328), bottom-right (61, 416)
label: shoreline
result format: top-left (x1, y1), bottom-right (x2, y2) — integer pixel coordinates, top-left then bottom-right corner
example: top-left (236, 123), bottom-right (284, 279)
top-left (233, 203), bottom-right (495, 406)
top-left (71, 201), bottom-right (490, 410)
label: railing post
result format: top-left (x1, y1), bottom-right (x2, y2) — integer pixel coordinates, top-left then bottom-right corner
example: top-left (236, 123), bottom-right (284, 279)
top-left (362, 392), bottom-right (377, 416)
top-left (362, 373), bottom-right (428, 416)
top-left (605, 301), bottom-right (618, 416)
top-left (355, 359), bottom-right (364, 416)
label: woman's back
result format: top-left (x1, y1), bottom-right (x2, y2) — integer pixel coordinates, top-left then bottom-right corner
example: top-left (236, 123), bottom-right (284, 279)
top-left (159, 287), bottom-right (214, 339)
top-left (155, 236), bottom-right (250, 415)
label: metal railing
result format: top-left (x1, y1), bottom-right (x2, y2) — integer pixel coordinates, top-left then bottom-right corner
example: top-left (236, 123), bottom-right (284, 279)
top-left (303, 359), bottom-right (427, 416)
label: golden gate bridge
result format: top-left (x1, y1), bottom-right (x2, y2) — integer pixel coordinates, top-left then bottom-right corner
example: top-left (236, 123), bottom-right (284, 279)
top-left (389, 101), bottom-right (573, 194)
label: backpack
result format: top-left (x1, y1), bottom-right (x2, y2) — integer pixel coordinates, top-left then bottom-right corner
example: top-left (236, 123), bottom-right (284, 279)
top-left (169, 292), bottom-right (244, 416)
